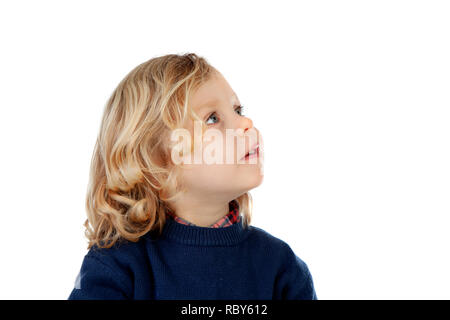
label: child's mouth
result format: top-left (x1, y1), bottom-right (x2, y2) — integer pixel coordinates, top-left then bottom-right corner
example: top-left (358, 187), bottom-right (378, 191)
top-left (243, 145), bottom-right (259, 160)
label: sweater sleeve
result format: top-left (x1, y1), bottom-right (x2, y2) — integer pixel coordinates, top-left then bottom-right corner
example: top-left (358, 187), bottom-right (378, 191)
top-left (273, 247), bottom-right (317, 300)
top-left (68, 254), bottom-right (132, 300)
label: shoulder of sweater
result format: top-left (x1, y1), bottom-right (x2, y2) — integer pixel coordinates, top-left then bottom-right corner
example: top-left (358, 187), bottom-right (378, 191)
top-left (247, 225), bottom-right (296, 256)
top-left (85, 237), bottom-right (148, 272)
top-left (248, 225), bottom-right (311, 273)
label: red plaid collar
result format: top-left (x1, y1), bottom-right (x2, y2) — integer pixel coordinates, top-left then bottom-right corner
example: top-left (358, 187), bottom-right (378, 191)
top-left (166, 200), bottom-right (241, 228)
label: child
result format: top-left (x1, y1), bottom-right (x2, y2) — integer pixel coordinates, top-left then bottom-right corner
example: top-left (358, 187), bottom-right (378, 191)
top-left (68, 53), bottom-right (317, 300)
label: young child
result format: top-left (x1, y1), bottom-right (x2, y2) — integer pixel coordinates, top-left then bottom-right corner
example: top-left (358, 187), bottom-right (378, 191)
top-left (68, 53), bottom-right (317, 300)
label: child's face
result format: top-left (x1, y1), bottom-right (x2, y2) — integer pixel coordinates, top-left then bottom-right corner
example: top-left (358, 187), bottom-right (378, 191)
top-left (172, 70), bottom-right (264, 201)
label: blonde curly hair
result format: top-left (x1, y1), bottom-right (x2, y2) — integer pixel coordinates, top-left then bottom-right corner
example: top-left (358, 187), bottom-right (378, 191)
top-left (83, 53), bottom-right (253, 249)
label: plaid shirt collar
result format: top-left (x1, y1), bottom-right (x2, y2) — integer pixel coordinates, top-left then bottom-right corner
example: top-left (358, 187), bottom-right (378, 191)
top-left (166, 200), bottom-right (241, 228)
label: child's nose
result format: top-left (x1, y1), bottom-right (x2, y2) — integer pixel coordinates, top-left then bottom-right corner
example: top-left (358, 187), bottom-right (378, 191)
top-left (240, 116), bottom-right (253, 133)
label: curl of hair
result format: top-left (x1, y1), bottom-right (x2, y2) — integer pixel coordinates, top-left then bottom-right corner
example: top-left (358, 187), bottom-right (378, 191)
top-left (83, 53), bottom-right (253, 249)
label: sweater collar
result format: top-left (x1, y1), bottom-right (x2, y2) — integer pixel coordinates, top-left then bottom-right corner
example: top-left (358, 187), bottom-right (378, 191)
top-left (159, 213), bottom-right (250, 246)
top-left (165, 199), bottom-right (241, 228)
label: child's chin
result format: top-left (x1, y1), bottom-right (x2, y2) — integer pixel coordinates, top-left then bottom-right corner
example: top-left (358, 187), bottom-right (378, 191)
top-left (243, 173), bottom-right (264, 191)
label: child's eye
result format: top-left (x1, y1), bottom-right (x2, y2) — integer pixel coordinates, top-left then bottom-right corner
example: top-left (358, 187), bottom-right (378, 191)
top-left (235, 105), bottom-right (245, 116)
top-left (205, 105), bottom-right (245, 125)
top-left (205, 113), bottom-right (219, 125)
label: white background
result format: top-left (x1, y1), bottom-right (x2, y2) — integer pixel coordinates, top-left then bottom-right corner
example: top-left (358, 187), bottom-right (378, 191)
top-left (0, 0), bottom-right (449, 299)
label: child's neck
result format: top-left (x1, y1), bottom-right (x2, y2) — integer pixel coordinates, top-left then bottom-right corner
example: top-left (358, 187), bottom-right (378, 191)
top-left (170, 196), bottom-right (231, 227)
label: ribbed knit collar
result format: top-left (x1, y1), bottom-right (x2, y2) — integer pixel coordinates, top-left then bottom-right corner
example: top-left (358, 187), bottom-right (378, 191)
top-left (165, 199), bottom-right (241, 228)
top-left (159, 215), bottom-right (251, 246)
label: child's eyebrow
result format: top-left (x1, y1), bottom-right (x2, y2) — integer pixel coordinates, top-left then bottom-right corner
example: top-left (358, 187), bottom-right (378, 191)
top-left (196, 99), bottom-right (221, 111)
top-left (195, 93), bottom-right (239, 112)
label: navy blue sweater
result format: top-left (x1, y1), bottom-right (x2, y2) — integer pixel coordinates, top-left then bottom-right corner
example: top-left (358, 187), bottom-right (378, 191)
top-left (68, 217), bottom-right (317, 300)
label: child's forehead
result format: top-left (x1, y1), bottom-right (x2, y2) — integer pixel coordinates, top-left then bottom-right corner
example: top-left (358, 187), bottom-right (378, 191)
top-left (191, 92), bottom-right (239, 113)
top-left (190, 73), bottom-right (239, 107)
